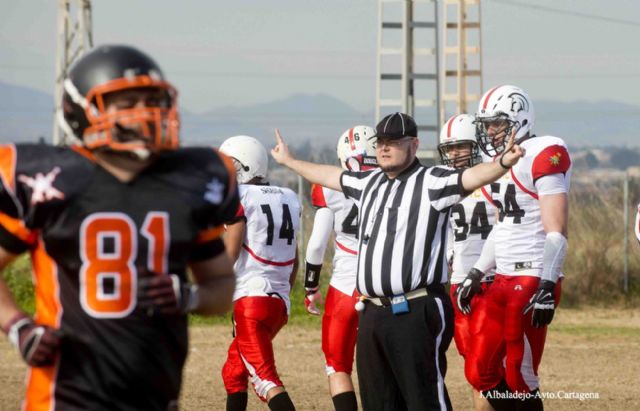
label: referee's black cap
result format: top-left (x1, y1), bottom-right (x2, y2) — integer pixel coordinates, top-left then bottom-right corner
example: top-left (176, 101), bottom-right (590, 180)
top-left (375, 112), bottom-right (418, 140)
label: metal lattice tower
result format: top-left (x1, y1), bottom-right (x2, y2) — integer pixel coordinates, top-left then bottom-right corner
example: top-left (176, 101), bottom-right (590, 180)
top-left (375, 0), bottom-right (441, 149)
top-left (440, 0), bottom-right (483, 124)
top-left (52, 0), bottom-right (93, 146)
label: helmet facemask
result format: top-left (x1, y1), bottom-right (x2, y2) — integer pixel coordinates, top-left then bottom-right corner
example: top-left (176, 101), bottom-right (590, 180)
top-left (438, 140), bottom-right (480, 168)
top-left (64, 76), bottom-right (179, 159)
top-left (475, 114), bottom-right (519, 157)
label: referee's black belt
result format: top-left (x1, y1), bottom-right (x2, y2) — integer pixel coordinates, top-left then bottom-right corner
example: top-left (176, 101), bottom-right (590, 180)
top-left (366, 284), bottom-right (445, 307)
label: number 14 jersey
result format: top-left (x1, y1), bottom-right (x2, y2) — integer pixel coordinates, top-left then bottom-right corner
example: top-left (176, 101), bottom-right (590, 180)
top-left (232, 184), bottom-right (301, 313)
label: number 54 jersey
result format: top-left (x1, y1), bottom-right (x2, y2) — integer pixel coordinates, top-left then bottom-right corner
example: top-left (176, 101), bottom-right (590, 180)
top-left (232, 184), bottom-right (301, 313)
top-left (489, 135), bottom-right (571, 277)
top-left (0, 143), bottom-right (238, 410)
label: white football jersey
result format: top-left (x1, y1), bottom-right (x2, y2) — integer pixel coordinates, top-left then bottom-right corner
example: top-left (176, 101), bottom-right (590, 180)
top-left (232, 184), bottom-right (301, 312)
top-left (311, 184), bottom-right (359, 295)
top-left (448, 187), bottom-right (496, 284)
top-left (488, 135), bottom-right (571, 277)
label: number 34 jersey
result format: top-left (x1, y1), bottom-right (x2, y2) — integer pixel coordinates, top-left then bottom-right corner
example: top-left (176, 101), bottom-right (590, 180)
top-left (232, 184), bottom-right (301, 313)
top-left (0, 143), bottom-right (238, 408)
top-left (489, 135), bottom-right (571, 277)
top-left (448, 187), bottom-right (496, 284)
top-left (311, 184), bottom-right (359, 296)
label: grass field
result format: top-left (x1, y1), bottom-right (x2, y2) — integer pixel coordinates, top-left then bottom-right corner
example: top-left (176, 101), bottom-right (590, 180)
top-left (1, 307), bottom-right (638, 410)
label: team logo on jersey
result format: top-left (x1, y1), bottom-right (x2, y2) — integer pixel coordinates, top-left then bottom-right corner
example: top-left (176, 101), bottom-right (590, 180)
top-left (204, 177), bottom-right (224, 204)
top-left (549, 152), bottom-right (562, 166)
top-left (17, 167), bottom-right (65, 204)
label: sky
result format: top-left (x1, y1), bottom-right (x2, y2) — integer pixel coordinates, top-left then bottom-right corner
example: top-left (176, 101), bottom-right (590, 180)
top-left (0, 0), bottom-right (639, 115)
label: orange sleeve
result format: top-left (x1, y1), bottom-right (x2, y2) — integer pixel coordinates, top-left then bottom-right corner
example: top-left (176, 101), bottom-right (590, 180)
top-left (196, 225), bottom-right (225, 244)
top-left (0, 144), bottom-right (17, 194)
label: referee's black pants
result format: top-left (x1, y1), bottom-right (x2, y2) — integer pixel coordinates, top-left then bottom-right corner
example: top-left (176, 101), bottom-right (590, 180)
top-left (356, 287), bottom-right (454, 411)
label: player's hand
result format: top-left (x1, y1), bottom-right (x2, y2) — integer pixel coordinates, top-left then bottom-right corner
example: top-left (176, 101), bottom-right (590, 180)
top-left (522, 280), bottom-right (556, 328)
top-left (6, 315), bottom-right (61, 367)
top-left (304, 287), bottom-right (324, 316)
top-left (499, 127), bottom-right (526, 168)
top-left (138, 273), bottom-right (198, 315)
top-left (455, 268), bottom-right (484, 315)
top-left (271, 129), bottom-right (295, 166)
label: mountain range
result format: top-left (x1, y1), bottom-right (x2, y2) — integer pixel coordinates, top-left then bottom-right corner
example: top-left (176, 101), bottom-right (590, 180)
top-left (1, 80), bottom-right (638, 149)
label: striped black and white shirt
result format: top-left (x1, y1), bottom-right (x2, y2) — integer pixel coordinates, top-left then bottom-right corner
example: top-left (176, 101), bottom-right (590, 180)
top-left (340, 159), bottom-right (467, 298)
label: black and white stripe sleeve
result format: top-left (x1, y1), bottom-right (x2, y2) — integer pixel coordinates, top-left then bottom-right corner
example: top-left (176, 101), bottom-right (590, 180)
top-left (426, 166), bottom-right (466, 211)
top-left (340, 169), bottom-right (378, 204)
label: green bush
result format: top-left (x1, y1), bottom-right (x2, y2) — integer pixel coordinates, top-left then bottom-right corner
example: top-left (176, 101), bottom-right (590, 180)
top-left (2, 255), bottom-right (35, 314)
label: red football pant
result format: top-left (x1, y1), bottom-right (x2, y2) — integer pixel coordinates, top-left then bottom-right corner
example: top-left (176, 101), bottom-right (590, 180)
top-left (322, 286), bottom-right (359, 375)
top-left (464, 275), bottom-right (562, 393)
top-left (221, 296), bottom-right (288, 400)
top-left (449, 282), bottom-right (491, 358)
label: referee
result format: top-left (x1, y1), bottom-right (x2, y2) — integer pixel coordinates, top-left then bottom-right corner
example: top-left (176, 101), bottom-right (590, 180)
top-left (271, 113), bottom-right (524, 410)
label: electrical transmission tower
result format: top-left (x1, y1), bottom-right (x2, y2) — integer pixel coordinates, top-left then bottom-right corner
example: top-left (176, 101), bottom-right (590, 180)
top-left (52, 0), bottom-right (93, 146)
top-left (375, 0), bottom-right (441, 150)
top-left (440, 0), bottom-right (483, 124)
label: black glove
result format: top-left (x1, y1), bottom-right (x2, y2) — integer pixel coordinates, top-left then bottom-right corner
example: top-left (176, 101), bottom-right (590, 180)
top-left (6, 314), bottom-right (61, 367)
top-left (138, 274), bottom-right (198, 315)
top-left (522, 280), bottom-right (556, 328)
top-left (455, 268), bottom-right (484, 315)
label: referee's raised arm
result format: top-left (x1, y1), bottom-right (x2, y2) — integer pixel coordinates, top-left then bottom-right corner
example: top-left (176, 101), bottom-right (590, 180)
top-left (271, 129), bottom-right (343, 191)
top-left (461, 128), bottom-right (525, 191)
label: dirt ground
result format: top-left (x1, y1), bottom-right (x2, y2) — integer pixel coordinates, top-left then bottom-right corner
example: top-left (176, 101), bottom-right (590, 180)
top-left (1, 307), bottom-right (638, 410)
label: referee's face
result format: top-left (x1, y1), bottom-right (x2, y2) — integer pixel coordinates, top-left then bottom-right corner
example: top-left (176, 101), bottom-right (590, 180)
top-left (376, 137), bottom-right (418, 178)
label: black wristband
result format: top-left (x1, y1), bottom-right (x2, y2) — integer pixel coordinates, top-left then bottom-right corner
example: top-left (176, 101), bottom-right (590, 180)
top-left (304, 262), bottom-right (322, 289)
top-left (499, 153), bottom-right (511, 169)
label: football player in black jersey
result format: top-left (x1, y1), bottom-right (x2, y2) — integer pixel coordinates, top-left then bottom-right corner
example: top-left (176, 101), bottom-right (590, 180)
top-left (0, 45), bottom-right (239, 411)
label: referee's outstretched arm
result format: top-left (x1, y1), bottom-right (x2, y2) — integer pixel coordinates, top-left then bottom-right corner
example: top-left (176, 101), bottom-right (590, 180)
top-left (461, 129), bottom-right (525, 192)
top-left (271, 129), bottom-right (343, 191)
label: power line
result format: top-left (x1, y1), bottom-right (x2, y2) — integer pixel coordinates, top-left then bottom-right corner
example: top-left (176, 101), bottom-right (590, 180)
top-left (488, 0), bottom-right (640, 28)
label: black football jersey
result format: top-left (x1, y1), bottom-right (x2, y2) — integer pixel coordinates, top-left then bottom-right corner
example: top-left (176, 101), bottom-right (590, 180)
top-left (0, 143), bottom-right (238, 410)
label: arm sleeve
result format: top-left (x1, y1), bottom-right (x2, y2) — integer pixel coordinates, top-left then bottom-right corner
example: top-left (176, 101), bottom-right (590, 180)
top-left (472, 228), bottom-right (496, 274)
top-left (426, 166), bottom-right (466, 211)
top-left (531, 144), bottom-right (571, 183)
top-left (446, 221), bottom-right (454, 264)
top-left (305, 207), bottom-right (334, 265)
